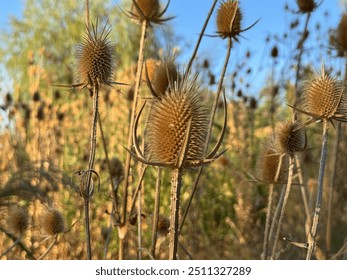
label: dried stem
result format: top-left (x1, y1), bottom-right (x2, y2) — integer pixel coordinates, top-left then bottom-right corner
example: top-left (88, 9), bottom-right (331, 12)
top-left (151, 167), bottom-right (162, 258)
top-left (262, 183), bottom-right (274, 260)
top-left (306, 120), bottom-right (329, 260)
top-left (0, 236), bottom-right (22, 258)
top-left (271, 155), bottom-right (294, 259)
top-left (37, 235), bottom-right (58, 260)
top-left (120, 19), bottom-right (148, 260)
top-left (268, 184), bottom-right (286, 244)
top-left (169, 168), bottom-right (183, 260)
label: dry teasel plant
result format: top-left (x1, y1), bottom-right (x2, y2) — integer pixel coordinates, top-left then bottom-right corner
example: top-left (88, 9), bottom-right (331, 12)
top-left (290, 65), bottom-right (347, 259)
top-left (127, 73), bottom-right (227, 260)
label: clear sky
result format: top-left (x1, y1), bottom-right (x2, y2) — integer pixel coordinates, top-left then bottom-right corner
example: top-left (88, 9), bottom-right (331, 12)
top-left (0, 0), bottom-right (344, 96)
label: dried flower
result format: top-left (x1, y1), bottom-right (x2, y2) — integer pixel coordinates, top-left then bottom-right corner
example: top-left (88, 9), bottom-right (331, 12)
top-left (8, 207), bottom-right (29, 235)
top-left (297, 0), bottom-right (317, 13)
top-left (109, 157), bottom-right (124, 181)
top-left (41, 207), bottom-right (65, 235)
top-left (335, 13), bottom-right (347, 52)
top-left (275, 121), bottom-right (306, 154)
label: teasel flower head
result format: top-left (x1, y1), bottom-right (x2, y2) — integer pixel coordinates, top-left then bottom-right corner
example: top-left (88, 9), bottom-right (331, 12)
top-left (260, 136), bottom-right (288, 184)
top-left (334, 13), bottom-right (347, 53)
top-left (129, 73), bottom-right (228, 169)
top-left (126, 0), bottom-right (174, 25)
top-left (275, 120), bottom-right (306, 155)
top-left (8, 207), bottom-right (29, 236)
top-left (216, 0), bottom-right (258, 41)
top-left (145, 55), bottom-right (179, 98)
top-left (290, 65), bottom-right (347, 128)
top-left (109, 157), bottom-right (125, 182)
top-left (296, 0), bottom-right (317, 14)
top-left (41, 207), bottom-right (65, 236)
top-left (157, 216), bottom-right (170, 236)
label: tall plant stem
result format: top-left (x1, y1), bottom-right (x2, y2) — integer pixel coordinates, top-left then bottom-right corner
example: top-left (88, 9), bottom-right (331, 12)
top-left (262, 183), bottom-right (274, 260)
top-left (185, 0), bottom-right (218, 76)
top-left (151, 167), bottom-right (162, 258)
top-left (85, 0), bottom-right (90, 27)
top-left (306, 120), bottom-right (329, 260)
top-left (268, 184), bottom-right (286, 244)
top-left (119, 20), bottom-right (148, 260)
top-left (169, 168), bottom-right (183, 260)
top-left (83, 84), bottom-right (99, 260)
top-left (271, 155), bottom-right (294, 259)
top-left (179, 37), bottom-right (231, 235)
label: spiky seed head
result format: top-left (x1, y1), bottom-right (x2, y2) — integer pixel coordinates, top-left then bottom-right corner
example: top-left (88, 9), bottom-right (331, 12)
top-left (157, 216), bottom-right (170, 236)
top-left (8, 207), bottom-right (29, 235)
top-left (144, 59), bottom-right (160, 83)
top-left (145, 75), bottom-right (209, 167)
top-left (336, 14), bottom-right (347, 52)
top-left (41, 207), bottom-right (65, 235)
top-left (297, 0), bottom-right (316, 13)
top-left (303, 66), bottom-right (346, 119)
top-left (151, 59), bottom-right (179, 97)
top-left (131, 0), bottom-right (161, 22)
top-left (260, 137), bottom-right (288, 183)
top-left (75, 21), bottom-right (115, 88)
top-left (275, 121), bottom-right (306, 154)
top-left (216, 0), bottom-right (242, 39)
top-left (109, 157), bottom-right (124, 181)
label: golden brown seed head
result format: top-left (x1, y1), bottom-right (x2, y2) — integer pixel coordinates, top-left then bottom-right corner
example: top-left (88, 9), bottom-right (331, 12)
top-left (260, 138), bottom-right (287, 183)
top-left (131, 0), bottom-right (161, 22)
top-left (8, 207), bottom-right (29, 235)
top-left (275, 121), bottom-right (306, 154)
top-left (41, 207), bottom-right (65, 235)
top-left (145, 75), bottom-right (209, 167)
top-left (303, 67), bottom-right (346, 119)
top-left (75, 21), bottom-right (115, 88)
top-left (216, 0), bottom-right (242, 39)
top-left (297, 0), bottom-right (316, 13)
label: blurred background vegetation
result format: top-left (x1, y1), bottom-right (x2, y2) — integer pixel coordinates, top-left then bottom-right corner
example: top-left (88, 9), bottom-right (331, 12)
top-left (0, 0), bottom-right (347, 260)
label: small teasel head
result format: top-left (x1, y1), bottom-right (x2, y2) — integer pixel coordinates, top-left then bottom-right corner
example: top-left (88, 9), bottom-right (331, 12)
top-left (146, 54), bottom-right (179, 98)
top-left (127, 0), bottom-right (173, 25)
top-left (75, 19), bottom-right (115, 91)
top-left (157, 216), bottom-right (170, 236)
top-left (8, 207), bottom-right (29, 236)
top-left (145, 74), bottom-right (209, 168)
top-left (41, 207), bottom-right (65, 236)
top-left (296, 0), bottom-right (317, 13)
top-left (275, 121), bottom-right (306, 155)
top-left (109, 157), bottom-right (125, 183)
top-left (260, 136), bottom-right (288, 184)
top-left (301, 65), bottom-right (347, 122)
top-left (335, 13), bottom-right (347, 52)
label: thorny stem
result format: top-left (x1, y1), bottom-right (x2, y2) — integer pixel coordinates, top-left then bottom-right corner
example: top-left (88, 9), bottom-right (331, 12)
top-left (169, 168), bottom-right (183, 260)
top-left (271, 155), bottom-right (294, 259)
top-left (151, 167), bottom-right (162, 258)
top-left (120, 19), bottom-right (148, 260)
top-left (84, 84), bottom-right (99, 260)
top-left (262, 183), bottom-right (274, 260)
top-left (185, 0), bottom-right (218, 77)
top-left (306, 120), bottom-right (329, 260)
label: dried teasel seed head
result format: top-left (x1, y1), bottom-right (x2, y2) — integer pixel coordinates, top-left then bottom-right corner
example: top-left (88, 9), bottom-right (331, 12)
top-left (144, 59), bottom-right (160, 83)
top-left (75, 20), bottom-right (115, 89)
top-left (8, 207), bottom-right (29, 235)
top-left (33, 91), bottom-right (41, 102)
top-left (249, 96), bottom-right (258, 109)
top-left (302, 66), bottom-right (347, 120)
top-left (157, 216), bottom-right (170, 236)
top-left (145, 75), bottom-right (209, 167)
top-left (275, 121), bottom-right (306, 154)
top-left (41, 207), bottom-right (65, 235)
top-left (36, 103), bottom-right (45, 121)
top-left (131, 0), bottom-right (160, 22)
top-left (260, 138), bottom-right (288, 183)
top-left (216, 0), bottom-right (242, 39)
top-left (271, 46), bottom-right (278, 58)
top-left (336, 13), bottom-right (347, 52)
top-left (297, 0), bottom-right (316, 13)
top-left (109, 157), bottom-right (124, 181)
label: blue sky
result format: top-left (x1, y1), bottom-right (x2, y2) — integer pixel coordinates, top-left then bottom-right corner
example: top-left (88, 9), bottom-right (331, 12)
top-left (0, 0), bottom-right (344, 97)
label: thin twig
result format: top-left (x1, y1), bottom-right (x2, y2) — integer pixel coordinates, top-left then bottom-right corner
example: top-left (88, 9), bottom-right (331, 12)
top-left (306, 120), bottom-right (329, 260)
top-left (120, 19), bottom-right (148, 260)
top-left (0, 236), bottom-right (22, 258)
top-left (151, 167), bottom-right (162, 258)
top-left (268, 184), bottom-right (286, 245)
top-left (262, 183), bottom-right (274, 260)
top-left (37, 235), bottom-right (58, 260)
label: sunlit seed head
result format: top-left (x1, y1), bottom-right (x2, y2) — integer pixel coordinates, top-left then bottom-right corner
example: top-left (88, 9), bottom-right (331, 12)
top-left (8, 207), bottom-right (29, 235)
top-left (41, 207), bottom-right (65, 235)
top-left (145, 75), bottom-right (209, 167)
top-left (303, 66), bottom-right (345, 119)
top-left (216, 0), bottom-right (242, 39)
top-left (336, 13), bottom-right (347, 52)
top-left (75, 21), bottom-right (115, 88)
top-left (131, 0), bottom-right (161, 22)
top-left (275, 121), bottom-right (306, 154)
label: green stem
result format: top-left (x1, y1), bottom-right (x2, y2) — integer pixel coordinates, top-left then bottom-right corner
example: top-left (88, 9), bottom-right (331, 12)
top-left (306, 120), bottom-right (329, 260)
